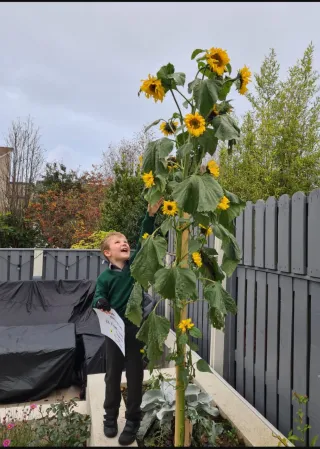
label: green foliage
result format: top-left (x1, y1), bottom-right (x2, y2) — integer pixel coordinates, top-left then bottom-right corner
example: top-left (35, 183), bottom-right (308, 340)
top-left (0, 399), bottom-right (90, 447)
top-left (0, 212), bottom-right (45, 248)
top-left (100, 156), bottom-right (147, 247)
top-left (39, 162), bottom-right (81, 193)
top-left (125, 282), bottom-right (143, 327)
top-left (220, 43), bottom-right (320, 202)
top-left (71, 230), bottom-right (114, 249)
top-left (137, 312), bottom-right (171, 371)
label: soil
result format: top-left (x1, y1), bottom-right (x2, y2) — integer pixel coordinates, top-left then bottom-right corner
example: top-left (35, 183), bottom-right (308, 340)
top-left (121, 385), bottom-right (245, 447)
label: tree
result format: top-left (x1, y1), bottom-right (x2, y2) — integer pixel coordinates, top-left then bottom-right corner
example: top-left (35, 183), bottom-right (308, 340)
top-left (26, 167), bottom-right (109, 248)
top-left (0, 116), bottom-right (45, 217)
top-left (100, 155), bottom-right (148, 247)
top-left (219, 44), bottom-right (320, 202)
top-left (0, 212), bottom-right (46, 248)
top-left (100, 130), bottom-right (158, 247)
top-left (38, 162), bottom-right (82, 193)
top-left (101, 128), bottom-right (154, 178)
top-left (124, 47), bottom-right (247, 446)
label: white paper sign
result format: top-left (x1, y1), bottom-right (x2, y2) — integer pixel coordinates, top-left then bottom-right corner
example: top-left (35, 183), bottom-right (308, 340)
top-left (93, 308), bottom-right (125, 356)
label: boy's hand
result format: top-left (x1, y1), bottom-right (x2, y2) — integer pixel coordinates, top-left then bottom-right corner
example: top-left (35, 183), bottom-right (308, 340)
top-left (148, 198), bottom-right (163, 217)
top-left (96, 298), bottom-right (111, 314)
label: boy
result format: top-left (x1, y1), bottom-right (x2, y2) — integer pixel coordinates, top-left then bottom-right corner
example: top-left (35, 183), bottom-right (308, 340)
top-left (92, 199), bottom-right (163, 446)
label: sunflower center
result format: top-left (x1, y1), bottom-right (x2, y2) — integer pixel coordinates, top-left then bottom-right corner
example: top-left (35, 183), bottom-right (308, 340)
top-left (211, 53), bottom-right (223, 65)
top-left (190, 119), bottom-right (200, 129)
top-left (149, 84), bottom-right (156, 92)
top-left (167, 205), bottom-right (173, 211)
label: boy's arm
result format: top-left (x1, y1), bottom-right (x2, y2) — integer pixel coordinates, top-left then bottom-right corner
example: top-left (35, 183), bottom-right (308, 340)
top-left (130, 199), bottom-right (163, 261)
top-left (92, 277), bottom-right (110, 310)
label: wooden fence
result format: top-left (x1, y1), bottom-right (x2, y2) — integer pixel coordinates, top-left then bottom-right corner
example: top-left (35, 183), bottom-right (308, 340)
top-left (224, 189), bottom-right (320, 446)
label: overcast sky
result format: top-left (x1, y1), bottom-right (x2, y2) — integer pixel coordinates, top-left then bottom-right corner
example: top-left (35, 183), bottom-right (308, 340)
top-left (1, 2), bottom-right (320, 172)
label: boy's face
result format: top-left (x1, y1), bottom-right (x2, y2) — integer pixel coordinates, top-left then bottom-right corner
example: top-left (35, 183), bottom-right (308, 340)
top-left (104, 234), bottom-right (130, 263)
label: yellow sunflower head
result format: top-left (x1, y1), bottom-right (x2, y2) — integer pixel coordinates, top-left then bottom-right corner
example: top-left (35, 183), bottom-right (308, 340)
top-left (140, 75), bottom-right (165, 103)
top-left (200, 224), bottom-right (213, 237)
top-left (206, 48), bottom-right (230, 76)
top-left (178, 318), bottom-right (195, 333)
top-left (207, 160), bottom-right (220, 178)
top-left (142, 171), bottom-right (155, 189)
top-left (238, 66), bottom-right (251, 95)
top-left (184, 112), bottom-right (206, 137)
top-left (192, 251), bottom-right (202, 268)
top-left (142, 233), bottom-right (149, 240)
top-left (160, 120), bottom-right (178, 136)
top-left (162, 200), bottom-right (178, 216)
top-left (217, 195), bottom-right (230, 211)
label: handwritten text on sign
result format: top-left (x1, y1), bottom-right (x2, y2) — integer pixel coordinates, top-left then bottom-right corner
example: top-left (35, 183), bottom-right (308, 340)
top-left (93, 308), bottom-right (125, 356)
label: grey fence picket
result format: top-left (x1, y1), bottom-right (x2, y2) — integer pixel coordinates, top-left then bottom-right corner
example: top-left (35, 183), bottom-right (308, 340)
top-left (278, 194), bottom-right (291, 272)
top-left (309, 282), bottom-right (320, 446)
top-left (243, 202), bottom-right (254, 266)
top-left (291, 192), bottom-right (307, 275)
top-left (244, 269), bottom-right (255, 405)
top-left (0, 249), bottom-right (34, 281)
top-left (235, 267), bottom-right (246, 396)
top-left (254, 271), bottom-right (267, 416)
top-left (265, 197), bottom-right (278, 269)
top-left (308, 189), bottom-right (320, 278)
top-left (278, 276), bottom-right (293, 436)
top-left (254, 200), bottom-right (265, 268)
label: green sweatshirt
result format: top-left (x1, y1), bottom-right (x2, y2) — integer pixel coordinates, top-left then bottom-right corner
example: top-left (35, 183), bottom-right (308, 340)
top-left (92, 212), bottom-right (156, 317)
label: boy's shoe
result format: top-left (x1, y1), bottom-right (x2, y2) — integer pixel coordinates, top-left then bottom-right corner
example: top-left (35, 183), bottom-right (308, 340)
top-left (118, 420), bottom-right (140, 446)
top-left (103, 416), bottom-right (118, 438)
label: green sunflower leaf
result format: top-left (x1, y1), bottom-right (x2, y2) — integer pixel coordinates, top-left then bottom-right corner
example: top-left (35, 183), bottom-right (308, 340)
top-left (191, 49), bottom-right (205, 60)
top-left (169, 72), bottom-right (186, 87)
top-left (193, 79), bottom-right (221, 117)
top-left (196, 359), bottom-right (212, 373)
top-left (212, 222), bottom-right (241, 276)
top-left (131, 235), bottom-right (168, 289)
top-left (145, 119), bottom-right (161, 133)
top-left (136, 312), bottom-right (171, 371)
top-left (160, 217), bottom-right (173, 237)
top-left (189, 326), bottom-right (202, 339)
top-left (212, 115), bottom-right (240, 141)
top-left (218, 79), bottom-right (234, 101)
top-left (172, 173), bottom-right (224, 215)
top-left (198, 129), bottom-right (219, 156)
top-left (125, 282), bottom-right (143, 327)
top-left (208, 306), bottom-right (225, 330)
top-left (154, 266), bottom-right (198, 301)
top-left (189, 238), bottom-right (201, 254)
top-left (200, 247), bottom-right (225, 282)
top-left (142, 138), bottom-right (174, 175)
top-left (176, 131), bottom-right (189, 147)
top-left (144, 186), bottom-right (163, 206)
top-left (204, 282), bottom-right (237, 316)
top-left (176, 142), bottom-right (193, 161)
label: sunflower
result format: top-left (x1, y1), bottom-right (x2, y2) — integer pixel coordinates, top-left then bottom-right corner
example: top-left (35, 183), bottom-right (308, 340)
top-left (162, 200), bottom-right (178, 216)
top-left (142, 233), bottom-right (149, 239)
top-left (217, 196), bottom-right (230, 210)
top-left (184, 112), bottom-right (206, 137)
top-left (142, 171), bottom-right (155, 189)
top-left (192, 251), bottom-right (202, 268)
top-left (238, 66), bottom-right (252, 95)
top-left (178, 318), bottom-right (195, 333)
top-left (206, 48), bottom-right (230, 76)
top-left (140, 75), bottom-right (165, 103)
top-left (200, 224), bottom-right (213, 237)
top-left (207, 160), bottom-right (220, 178)
top-left (160, 120), bottom-right (178, 136)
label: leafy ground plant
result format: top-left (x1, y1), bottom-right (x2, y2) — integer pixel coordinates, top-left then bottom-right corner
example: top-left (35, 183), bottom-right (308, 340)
top-left (0, 399), bottom-right (90, 447)
top-left (125, 45), bottom-right (250, 446)
top-left (122, 379), bottom-right (244, 447)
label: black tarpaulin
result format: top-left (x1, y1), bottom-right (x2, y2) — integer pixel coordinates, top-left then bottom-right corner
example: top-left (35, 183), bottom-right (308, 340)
top-left (0, 324), bottom-right (76, 403)
top-left (0, 280), bottom-right (106, 403)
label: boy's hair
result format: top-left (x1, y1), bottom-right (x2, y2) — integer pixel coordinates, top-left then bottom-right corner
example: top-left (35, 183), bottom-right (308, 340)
top-left (100, 232), bottom-right (126, 255)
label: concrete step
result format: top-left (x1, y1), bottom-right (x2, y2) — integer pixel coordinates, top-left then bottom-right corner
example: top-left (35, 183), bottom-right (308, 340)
top-left (87, 369), bottom-right (176, 447)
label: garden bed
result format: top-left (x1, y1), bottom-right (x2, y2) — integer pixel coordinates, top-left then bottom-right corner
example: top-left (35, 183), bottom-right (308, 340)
top-left (0, 399), bottom-right (90, 447)
top-left (121, 374), bottom-right (244, 447)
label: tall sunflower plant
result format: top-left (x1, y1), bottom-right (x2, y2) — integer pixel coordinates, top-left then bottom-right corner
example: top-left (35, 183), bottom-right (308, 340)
top-left (125, 47), bottom-right (251, 447)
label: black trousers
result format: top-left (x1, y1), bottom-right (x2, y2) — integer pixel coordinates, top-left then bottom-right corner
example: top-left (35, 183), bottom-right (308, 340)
top-left (104, 320), bottom-right (144, 422)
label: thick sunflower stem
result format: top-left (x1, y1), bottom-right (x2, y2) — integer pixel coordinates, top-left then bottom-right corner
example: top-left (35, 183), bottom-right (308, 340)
top-left (174, 214), bottom-right (189, 447)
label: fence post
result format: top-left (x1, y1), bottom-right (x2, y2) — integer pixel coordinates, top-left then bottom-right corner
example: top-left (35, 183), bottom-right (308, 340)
top-left (33, 248), bottom-right (44, 279)
top-left (209, 237), bottom-right (225, 375)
